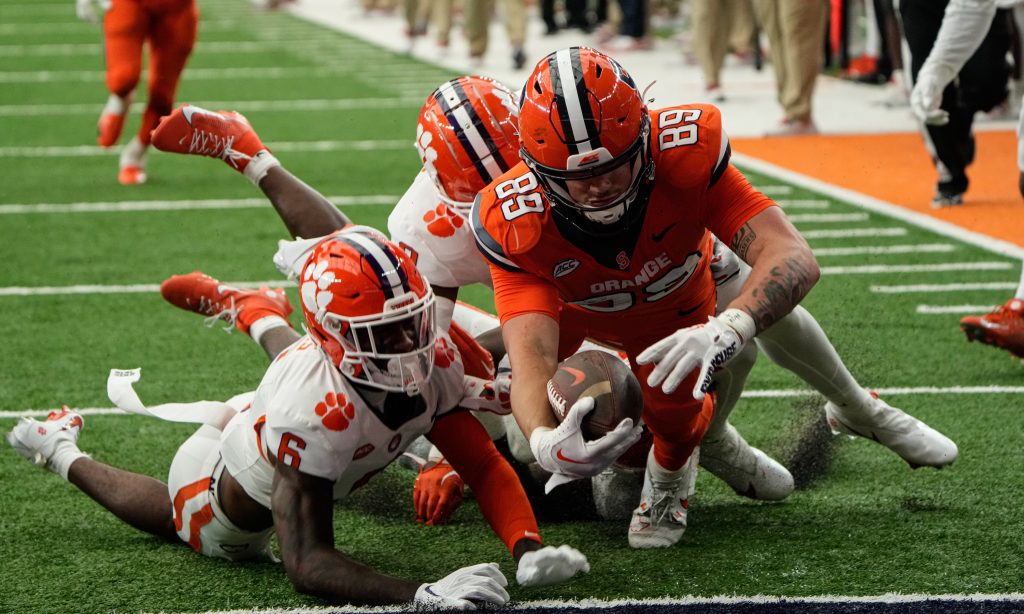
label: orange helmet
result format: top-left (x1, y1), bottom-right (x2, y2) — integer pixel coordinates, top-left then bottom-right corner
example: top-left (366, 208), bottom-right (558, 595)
top-left (416, 76), bottom-right (520, 217)
top-left (518, 47), bottom-right (653, 234)
top-left (299, 227), bottom-right (436, 395)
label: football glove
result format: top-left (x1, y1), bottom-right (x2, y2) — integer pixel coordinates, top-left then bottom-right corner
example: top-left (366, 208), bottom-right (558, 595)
top-left (516, 544), bottom-right (590, 587)
top-left (413, 458), bottom-right (465, 526)
top-left (414, 563), bottom-right (509, 610)
top-left (637, 309), bottom-right (754, 399)
top-left (75, 0), bottom-right (109, 24)
top-left (909, 72), bottom-right (950, 126)
top-left (529, 396), bottom-right (643, 493)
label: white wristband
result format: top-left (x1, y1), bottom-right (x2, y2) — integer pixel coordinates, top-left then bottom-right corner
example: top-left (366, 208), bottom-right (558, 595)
top-left (718, 308), bottom-right (756, 343)
top-left (244, 151), bottom-right (280, 186)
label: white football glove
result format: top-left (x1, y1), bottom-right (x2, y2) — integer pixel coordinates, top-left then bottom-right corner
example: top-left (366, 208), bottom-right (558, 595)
top-left (909, 72), bottom-right (950, 126)
top-left (529, 396), bottom-right (643, 493)
top-left (75, 0), bottom-right (110, 25)
top-left (414, 563), bottom-right (509, 610)
top-left (637, 309), bottom-right (754, 399)
top-left (516, 544), bottom-right (590, 587)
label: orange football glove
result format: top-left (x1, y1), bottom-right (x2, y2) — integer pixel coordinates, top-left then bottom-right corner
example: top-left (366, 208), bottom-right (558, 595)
top-left (413, 459), bottom-right (465, 526)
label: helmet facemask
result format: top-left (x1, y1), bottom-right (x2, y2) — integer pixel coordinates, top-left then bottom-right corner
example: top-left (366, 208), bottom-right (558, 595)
top-left (317, 288), bottom-right (437, 396)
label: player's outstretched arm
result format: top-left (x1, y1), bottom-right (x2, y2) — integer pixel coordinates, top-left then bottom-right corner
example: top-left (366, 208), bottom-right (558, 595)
top-left (271, 460), bottom-right (508, 608)
top-left (150, 105), bottom-right (351, 239)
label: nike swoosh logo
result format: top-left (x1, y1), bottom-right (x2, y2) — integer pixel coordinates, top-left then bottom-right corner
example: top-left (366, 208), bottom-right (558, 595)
top-left (651, 222), bottom-right (677, 242)
top-left (182, 105), bottom-right (199, 125)
top-left (563, 367), bottom-right (586, 386)
top-left (556, 448), bottom-right (588, 465)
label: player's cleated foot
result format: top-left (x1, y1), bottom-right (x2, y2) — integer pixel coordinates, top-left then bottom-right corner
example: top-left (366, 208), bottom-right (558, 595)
top-left (97, 93), bottom-right (131, 148)
top-left (700, 422), bottom-right (794, 501)
top-left (150, 104), bottom-right (270, 174)
top-left (628, 451), bottom-right (698, 549)
top-left (118, 137), bottom-right (147, 185)
top-left (7, 406), bottom-right (84, 471)
top-left (160, 271), bottom-right (293, 335)
top-left (825, 391), bottom-right (958, 469)
top-left (959, 298), bottom-right (1024, 358)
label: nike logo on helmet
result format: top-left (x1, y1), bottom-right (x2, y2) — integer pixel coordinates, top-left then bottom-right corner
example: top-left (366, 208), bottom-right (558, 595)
top-left (556, 448), bottom-right (588, 464)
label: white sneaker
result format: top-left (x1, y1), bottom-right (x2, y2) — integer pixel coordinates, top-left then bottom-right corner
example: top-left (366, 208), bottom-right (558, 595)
top-left (628, 450), bottom-right (698, 549)
top-left (700, 423), bottom-right (794, 501)
top-left (7, 406), bottom-right (84, 471)
top-left (824, 391), bottom-right (958, 468)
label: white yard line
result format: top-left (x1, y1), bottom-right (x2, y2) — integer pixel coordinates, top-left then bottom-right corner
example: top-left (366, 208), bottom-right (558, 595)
top-left (0, 97), bottom-right (425, 116)
top-left (0, 280), bottom-right (295, 297)
top-left (0, 140), bottom-right (408, 157)
top-left (803, 227), bottom-right (907, 239)
top-left (916, 304), bottom-right (1000, 314)
top-left (0, 66), bottom-right (440, 83)
top-left (821, 262), bottom-right (1012, 274)
top-left (871, 281), bottom-right (1018, 293)
top-left (0, 195), bottom-right (399, 214)
top-left (2, 385), bottom-right (1022, 417)
top-left (813, 243), bottom-right (955, 256)
top-left (776, 199), bottom-right (831, 209)
top-left (0, 19), bottom-right (243, 34)
top-left (788, 212), bottom-right (868, 223)
top-left (756, 185), bottom-right (793, 195)
top-left (733, 153), bottom-right (1024, 261)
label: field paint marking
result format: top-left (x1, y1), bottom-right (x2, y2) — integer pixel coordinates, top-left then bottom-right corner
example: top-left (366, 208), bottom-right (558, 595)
top-left (0, 140), bottom-right (408, 157)
top-left (0, 19), bottom-right (245, 34)
top-left (734, 153), bottom-right (1024, 261)
top-left (756, 185), bottom-right (793, 195)
top-left (776, 199), bottom-right (831, 209)
top-left (0, 97), bottom-right (425, 116)
top-left (789, 212), bottom-right (869, 223)
top-left (0, 40), bottom-right (327, 56)
top-left (821, 262), bottom-right (1012, 274)
top-left (0, 66), bottom-right (431, 83)
top-left (0, 280), bottom-right (296, 297)
top-left (916, 304), bottom-right (999, 314)
top-left (803, 227), bottom-right (908, 239)
top-left (872, 281), bottom-right (1018, 293)
top-left (0, 195), bottom-right (399, 215)
top-left (813, 243), bottom-right (955, 256)
top-left (5, 386), bottom-right (1023, 418)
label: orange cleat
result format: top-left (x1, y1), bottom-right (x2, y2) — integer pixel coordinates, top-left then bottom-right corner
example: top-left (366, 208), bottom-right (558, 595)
top-left (97, 111), bottom-right (127, 148)
top-left (160, 271), bottom-right (293, 335)
top-left (117, 165), bottom-right (146, 185)
top-left (151, 105), bottom-right (270, 174)
top-left (960, 298), bottom-right (1024, 358)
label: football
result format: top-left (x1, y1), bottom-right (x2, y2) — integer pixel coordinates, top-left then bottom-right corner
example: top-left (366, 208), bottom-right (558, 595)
top-left (546, 350), bottom-right (644, 441)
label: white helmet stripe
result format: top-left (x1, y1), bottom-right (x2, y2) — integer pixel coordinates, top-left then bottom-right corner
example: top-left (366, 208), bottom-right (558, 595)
top-left (554, 48), bottom-right (593, 154)
top-left (343, 231), bottom-right (405, 298)
top-left (437, 81), bottom-right (505, 182)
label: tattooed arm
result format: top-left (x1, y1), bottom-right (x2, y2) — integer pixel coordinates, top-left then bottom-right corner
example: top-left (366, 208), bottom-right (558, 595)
top-left (727, 207), bottom-right (820, 333)
top-left (271, 461), bottom-right (420, 604)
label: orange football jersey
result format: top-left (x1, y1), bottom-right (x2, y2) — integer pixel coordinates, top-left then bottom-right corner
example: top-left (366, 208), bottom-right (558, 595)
top-left (471, 104), bottom-right (775, 351)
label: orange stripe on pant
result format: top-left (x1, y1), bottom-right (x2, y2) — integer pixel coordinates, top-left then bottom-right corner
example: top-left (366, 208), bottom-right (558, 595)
top-left (172, 477), bottom-right (213, 551)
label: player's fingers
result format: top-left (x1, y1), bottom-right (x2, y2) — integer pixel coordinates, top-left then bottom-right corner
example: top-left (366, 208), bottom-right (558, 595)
top-left (566, 396), bottom-right (595, 427)
top-left (636, 337), bottom-right (671, 364)
top-left (661, 353), bottom-right (701, 394)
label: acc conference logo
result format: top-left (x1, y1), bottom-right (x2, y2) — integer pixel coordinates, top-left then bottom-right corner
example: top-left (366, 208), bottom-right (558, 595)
top-left (553, 258), bottom-right (580, 278)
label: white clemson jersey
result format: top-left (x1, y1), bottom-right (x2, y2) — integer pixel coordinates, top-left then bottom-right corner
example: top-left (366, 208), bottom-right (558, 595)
top-left (221, 334), bottom-right (467, 509)
top-left (387, 171), bottom-right (492, 290)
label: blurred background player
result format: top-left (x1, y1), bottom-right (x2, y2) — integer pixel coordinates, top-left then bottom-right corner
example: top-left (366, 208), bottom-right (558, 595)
top-left (7, 229), bottom-right (589, 605)
top-left (76, 0), bottom-right (198, 185)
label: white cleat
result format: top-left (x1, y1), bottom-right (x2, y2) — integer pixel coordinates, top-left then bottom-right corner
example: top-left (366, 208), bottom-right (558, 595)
top-left (628, 451), bottom-right (698, 549)
top-left (6, 406), bottom-right (84, 470)
top-left (824, 391), bottom-right (958, 469)
top-left (700, 423), bottom-right (794, 501)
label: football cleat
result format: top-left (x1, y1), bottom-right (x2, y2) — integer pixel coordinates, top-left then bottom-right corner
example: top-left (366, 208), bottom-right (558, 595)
top-left (628, 450), bottom-right (698, 549)
top-left (97, 93), bottom-right (131, 148)
top-left (960, 298), bottom-right (1024, 358)
top-left (150, 105), bottom-right (269, 173)
top-left (7, 406), bottom-right (84, 470)
top-left (160, 271), bottom-right (293, 335)
top-left (700, 423), bottom-right (794, 501)
top-left (825, 391), bottom-right (958, 469)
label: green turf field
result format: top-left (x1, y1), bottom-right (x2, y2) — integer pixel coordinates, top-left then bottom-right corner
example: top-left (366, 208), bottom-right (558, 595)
top-left (2, 1), bottom-right (1023, 612)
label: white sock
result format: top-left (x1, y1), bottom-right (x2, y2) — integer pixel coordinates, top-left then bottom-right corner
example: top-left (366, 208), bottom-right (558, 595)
top-left (102, 92), bottom-right (130, 116)
top-left (756, 306), bottom-right (873, 410)
top-left (244, 151), bottom-right (281, 186)
top-left (249, 315), bottom-right (290, 346)
top-left (49, 441), bottom-right (89, 481)
top-left (119, 136), bottom-right (147, 168)
top-left (647, 447), bottom-right (687, 485)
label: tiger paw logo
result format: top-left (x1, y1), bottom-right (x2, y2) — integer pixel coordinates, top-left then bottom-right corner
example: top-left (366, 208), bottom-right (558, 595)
top-left (423, 204), bottom-right (464, 238)
top-left (434, 337), bottom-right (456, 369)
top-left (300, 257), bottom-right (335, 318)
top-left (416, 123), bottom-right (442, 186)
top-left (314, 391), bottom-right (356, 431)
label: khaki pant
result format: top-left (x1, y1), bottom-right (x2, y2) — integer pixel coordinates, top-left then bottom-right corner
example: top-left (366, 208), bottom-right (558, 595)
top-left (464, 0), bottom-right (526, 56)
top-left (753, 0), bottom-right (828, 121)
top-left (690, 0), bottom-right (754, 86)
